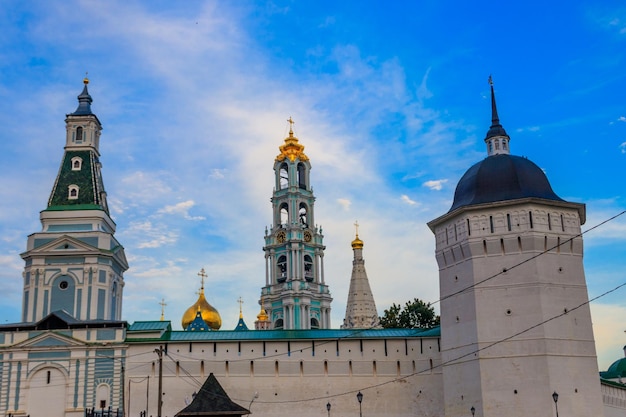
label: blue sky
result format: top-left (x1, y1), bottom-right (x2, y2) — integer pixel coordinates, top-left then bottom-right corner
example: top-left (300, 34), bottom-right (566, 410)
top-left (0, 1), bottom-right (624, 370)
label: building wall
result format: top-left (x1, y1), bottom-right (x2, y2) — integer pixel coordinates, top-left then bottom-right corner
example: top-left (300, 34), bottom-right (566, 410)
top-left (0, 327), bottom-right (126, 417)
top-left (431, 201), bottom-right (604, 417)
top-left (125, 336), bottom-right (443, 417)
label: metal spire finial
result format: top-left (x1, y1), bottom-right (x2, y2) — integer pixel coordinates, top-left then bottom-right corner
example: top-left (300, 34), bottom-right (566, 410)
top-left (159, 298), bottom-right (167, 321)
top-left (287, 117), bottom-right (295, 136)
top-left (238, 297), bottom-right (244, 318)
top-left (197, 268), bottom-right (208, 291)
top-left (489, 75), bottom-right (500, 126)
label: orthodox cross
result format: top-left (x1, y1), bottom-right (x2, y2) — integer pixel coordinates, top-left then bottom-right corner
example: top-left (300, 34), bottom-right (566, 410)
top-left (159, 298), bottom-right (167, 321)
top-left (198, 268), bottom-right (208, 290)
top-left (238, 297), bottom-right (244, 317)
top-left (354, 220), bottom-right (360, 237)
top-left (287, 116), bottom-right (295, 134)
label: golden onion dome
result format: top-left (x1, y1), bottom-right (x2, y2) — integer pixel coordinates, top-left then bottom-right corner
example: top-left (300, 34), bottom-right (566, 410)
top-left (351, 234), bottom-right (364, 249)
top-left (257, 306), bottom-right (269, 321)
top-left (182, 289), bottom-right (222, 330)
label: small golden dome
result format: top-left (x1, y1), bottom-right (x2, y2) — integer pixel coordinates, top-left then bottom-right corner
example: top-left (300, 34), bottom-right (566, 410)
top-left (182, 289), bottom-right (222, 330)
top-left (257, 307), bottom-right (269, 321)
top-left (351, 234), bottom-right (364, 249)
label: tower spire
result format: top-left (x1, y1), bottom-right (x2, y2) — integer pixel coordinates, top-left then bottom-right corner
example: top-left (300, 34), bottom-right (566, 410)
top-left (484, 75), bottom-right (510, 156)
top-left (71, 76), bottom-right (94, 116)
top-left (342, 223), bottom-right (380, 329)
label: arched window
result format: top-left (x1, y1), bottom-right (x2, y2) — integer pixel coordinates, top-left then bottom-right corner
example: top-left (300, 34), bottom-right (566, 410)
top-left (76, 126), bottom-right (83, 142)
top-left (280, 203), bottom-right (289, 226)
top-left (297, 163), bottom-right (306, 189)
top-left (71, 157), bottom-right (83, 171)
top-left (277, 255), bottom-right (287, 283)
top-left (298, 203), bottom-right (308, 227)
top-left (274, 319), bottom-right (284, 329)
top-left (502, 139), bottom-right (507, 150)
top-left (304, 255), bottom-right (313, 281)
top-left (310, 317), bottom-right (320, 329)
top-left (279, 163), bottom-right (289, 189)
top-left (68, 185), bottom-right (79, 200)
top-left (495, 139), bottom-right (500, 150)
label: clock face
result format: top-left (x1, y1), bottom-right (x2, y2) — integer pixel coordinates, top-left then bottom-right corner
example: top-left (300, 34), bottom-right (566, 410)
top-left (276, 231), bottom-right (286, 243)
top-left (303, 230), bottom-right (312, 242)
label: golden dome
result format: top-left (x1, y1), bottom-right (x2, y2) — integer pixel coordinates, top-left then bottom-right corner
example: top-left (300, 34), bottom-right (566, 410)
top-left (275, 117), bottom-right (309, 162)
top-left (257, 306), bottom-right (269, 321)
top-left (351, 234), bottom-right (364, 249)
top-left (182, 289), bottom-right (222, 330)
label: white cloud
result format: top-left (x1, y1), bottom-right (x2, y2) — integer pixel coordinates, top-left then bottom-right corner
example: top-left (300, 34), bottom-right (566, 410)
top-left (423, 179), bottom-right (448, 191)
top-left (620, 142), bottom-right (626, 154)
top-left (157, 200), bottom-right (206, 221)
top-left (337, 198), bottom-right (351, 211)
top-left (401, 194), bottom-right (418, 205)
top-left (126, 221), bottom-right (179, 248)
top-left (210, 168), bottom-right (227, 179)
top-left (617, 116), bottom-right (626, 122)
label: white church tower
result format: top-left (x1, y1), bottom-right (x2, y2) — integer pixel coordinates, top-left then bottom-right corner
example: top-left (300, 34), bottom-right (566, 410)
top-left (20, 78), bottom-right (128, 323)
top-left (260, 119), bottom-right (332, 329)
top-left (341, 223), bottom-right (381, 329)
top-left (427, 78), bottom-right (604, 417)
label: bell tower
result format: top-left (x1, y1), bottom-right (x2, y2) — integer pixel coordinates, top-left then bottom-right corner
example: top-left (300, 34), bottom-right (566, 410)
top-left (20, 79), bottom-right (128, 323)
top-left (260, 119), bottom-right (332, 329)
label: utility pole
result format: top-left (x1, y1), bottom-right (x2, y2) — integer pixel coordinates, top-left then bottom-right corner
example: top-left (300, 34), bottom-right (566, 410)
top-left (154, 346), bottom-right (164, 417)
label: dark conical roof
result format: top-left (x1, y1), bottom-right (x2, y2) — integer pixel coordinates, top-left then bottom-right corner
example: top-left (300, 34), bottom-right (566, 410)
top-left (449, 154), bottom-right (563, 212)
top-left (70, 78), bottom-right (93, 116)
top-left (485, 78), bottom-right (508, 140)
top-left (175, 373), bottom-right (250, 416)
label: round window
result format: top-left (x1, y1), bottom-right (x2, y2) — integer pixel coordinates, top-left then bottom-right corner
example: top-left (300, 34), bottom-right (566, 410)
top-left (59, 281), bottom-right (69, 290)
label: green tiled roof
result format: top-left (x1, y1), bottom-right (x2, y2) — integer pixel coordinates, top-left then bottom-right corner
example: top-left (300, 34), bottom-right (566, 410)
top-left (126, 322), bottom-right (440, 343)
top-left (128, 321), bottom-right (172, 332)
top-left (47, 150), bottom-right (108, 214)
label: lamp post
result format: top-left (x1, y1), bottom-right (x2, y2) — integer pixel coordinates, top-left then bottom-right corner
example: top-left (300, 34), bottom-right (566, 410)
top-left (356, 391), bottom-right (363, 417)
top-left (470, 406), bottom-right (475, 416)
top-left (326, 402), bottom-right (331, 417)
top-left (552, 392), bottom-right (559, 417)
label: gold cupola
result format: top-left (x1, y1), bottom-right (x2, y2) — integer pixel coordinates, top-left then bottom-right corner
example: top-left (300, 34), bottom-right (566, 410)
top-left (182, 268), bottom-right (222, 330)
top-left (275, 117), bottom-right (309, 162)
top-left (351, 220), bottom-right (364, 249)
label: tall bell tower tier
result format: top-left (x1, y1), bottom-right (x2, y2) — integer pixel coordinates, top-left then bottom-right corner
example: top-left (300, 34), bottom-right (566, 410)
top-left (260, 119), bottom-right (332, 329)
top-left (427, 79), bottom-right (603, 417)
top-left (20, 79), bottom-right (129, 323)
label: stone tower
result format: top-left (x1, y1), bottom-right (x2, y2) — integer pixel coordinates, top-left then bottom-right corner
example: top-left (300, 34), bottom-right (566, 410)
top-left (20, 79), bottom-right (128, 322)
top-left (341, 224), bottom-right (381, 329)
top-left (260, 119), bottom-right (332, 329)
top-left (427, 78), bottom-right (603, 417)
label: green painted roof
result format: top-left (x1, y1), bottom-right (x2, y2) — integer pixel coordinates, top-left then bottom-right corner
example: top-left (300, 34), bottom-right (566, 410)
top-left (47, 150), bottom-right (108, 214)
top-left (601, 357), bottom-right (626, 379)
top-left (126, 321), bottom-right (440, 343)
top-left (128, 321), bottom-right (172, 332)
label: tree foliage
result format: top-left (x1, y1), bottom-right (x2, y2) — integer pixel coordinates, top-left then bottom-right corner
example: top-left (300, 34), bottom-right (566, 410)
top-left (379, 298), bottom-right (440, 329)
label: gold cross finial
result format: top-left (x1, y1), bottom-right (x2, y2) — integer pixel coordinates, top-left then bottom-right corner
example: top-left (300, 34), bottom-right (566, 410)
top-left (488, 74), bottom-right (493, 86)
top-left (197, 268), bottom-right (208, 290)
top-left (287, 116), bottom-right (295, 135)
top-left (238, 297), bottom-right (244, 318)
top-left (354, 220), bottom-right (360, 237)
top-left (159, 298), bottom-right (167, 321)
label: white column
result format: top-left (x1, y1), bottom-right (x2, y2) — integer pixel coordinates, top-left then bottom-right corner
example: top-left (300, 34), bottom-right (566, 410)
top-left (265, 253), bottom-right (270, 286)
